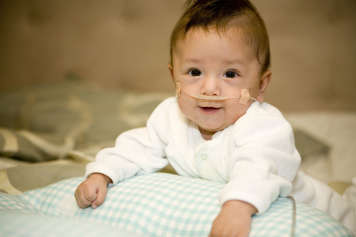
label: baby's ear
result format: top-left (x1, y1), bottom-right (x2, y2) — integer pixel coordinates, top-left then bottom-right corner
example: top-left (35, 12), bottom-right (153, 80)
top-left (257, 70), bottom-right (272, 102)
top-left (168, 64), bottom-right (174, 80)
top-left (168, 64), bottom-right (180, 95)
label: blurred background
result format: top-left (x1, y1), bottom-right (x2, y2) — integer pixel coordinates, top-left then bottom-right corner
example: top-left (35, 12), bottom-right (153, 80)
top-left (1, 0), bottom-right (356, 111)
top-left (0, 0), bottom-right (355, 190)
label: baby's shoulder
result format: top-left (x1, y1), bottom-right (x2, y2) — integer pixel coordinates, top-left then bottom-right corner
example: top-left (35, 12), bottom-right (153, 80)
top-left (246, 102), bottom-right (285, 118)
top-left (147, 96), bottom-right (187, 131)
top-left (238, 102), bottom-right (289, 127)
top-left (150, 97), bottom-right (180, 119)
top-left (231, 102), bottom-right (293, 143)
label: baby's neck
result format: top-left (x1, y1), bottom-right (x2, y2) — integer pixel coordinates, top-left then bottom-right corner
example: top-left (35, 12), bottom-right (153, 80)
top-left (199, 127), bottom-right (215, 140)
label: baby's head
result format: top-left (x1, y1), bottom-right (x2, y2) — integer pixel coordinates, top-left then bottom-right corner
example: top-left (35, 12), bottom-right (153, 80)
top-left (169, 0), bottom-right (272, 139)
top-left (170, 0), bottom-right (270, 74)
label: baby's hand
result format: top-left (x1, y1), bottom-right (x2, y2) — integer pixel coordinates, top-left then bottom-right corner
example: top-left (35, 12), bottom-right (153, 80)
top-left (209, 200), bottom-right (257, 237)
top-left (74, 173), bottom-right (112, 209)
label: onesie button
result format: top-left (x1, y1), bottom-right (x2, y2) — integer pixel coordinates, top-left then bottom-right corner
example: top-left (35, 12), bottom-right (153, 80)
top-left (200, 153), bottom-right (208, 160)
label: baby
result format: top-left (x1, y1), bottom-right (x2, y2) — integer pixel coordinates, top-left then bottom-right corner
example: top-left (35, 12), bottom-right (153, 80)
top-left (75, 0), bottom-right (355, 235)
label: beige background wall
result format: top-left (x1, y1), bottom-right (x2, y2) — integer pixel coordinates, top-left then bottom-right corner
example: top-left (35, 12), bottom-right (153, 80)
top-left (1, 0), bottom-right (355, 111)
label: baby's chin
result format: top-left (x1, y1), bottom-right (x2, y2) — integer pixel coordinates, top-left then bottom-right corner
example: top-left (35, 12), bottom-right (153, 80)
top-left (197, 124), bottom-right (226, 139)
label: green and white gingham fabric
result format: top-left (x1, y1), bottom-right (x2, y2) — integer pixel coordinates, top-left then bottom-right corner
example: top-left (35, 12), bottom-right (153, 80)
top-left (0, 172), bottom-right (354, 237)
top-left (0, 212), bottom-right (141, 237)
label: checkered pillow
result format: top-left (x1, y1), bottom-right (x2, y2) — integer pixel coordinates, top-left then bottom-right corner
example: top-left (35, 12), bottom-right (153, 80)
top-left (0, 173), bottom-right (353, 237)
top-left (0, 212), bottom-right (141, 237)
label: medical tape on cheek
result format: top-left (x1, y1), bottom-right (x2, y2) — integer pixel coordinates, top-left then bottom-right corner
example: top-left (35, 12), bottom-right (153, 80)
top-left (239, 88), bottom-right (256, 105)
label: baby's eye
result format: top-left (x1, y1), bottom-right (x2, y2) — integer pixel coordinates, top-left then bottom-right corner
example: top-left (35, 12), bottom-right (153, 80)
top-left (224, 70), bottom-right (239, 79)
top-left (188, 68), bottom-right (202, 77)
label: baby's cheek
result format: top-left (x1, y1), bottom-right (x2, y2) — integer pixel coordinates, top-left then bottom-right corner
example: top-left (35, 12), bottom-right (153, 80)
top-left (228, 103), bottom-right (249, 123)
top-left (177, 97), bottom-right (195, 119)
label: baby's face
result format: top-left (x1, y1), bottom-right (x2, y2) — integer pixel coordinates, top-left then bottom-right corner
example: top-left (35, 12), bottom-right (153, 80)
top-left (170, 27), bottom-right (268, 139)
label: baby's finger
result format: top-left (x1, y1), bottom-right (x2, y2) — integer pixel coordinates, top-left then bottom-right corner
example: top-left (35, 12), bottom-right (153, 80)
top-left (75, 188), bottom-right (92, 208)
top-left (92, 186), bottom-right (107, 208)
top-left (83, 183), bottom-right (97, 203)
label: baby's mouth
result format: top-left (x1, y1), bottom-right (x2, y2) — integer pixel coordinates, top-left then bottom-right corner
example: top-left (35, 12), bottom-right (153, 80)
top-left (198, 104), bottom-right (222, 113)
top-left (200, 107), bottom-right (220, 112)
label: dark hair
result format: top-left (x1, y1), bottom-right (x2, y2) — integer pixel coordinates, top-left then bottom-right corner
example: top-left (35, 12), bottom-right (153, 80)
top-left (170, 0), bottom-right (271, 73)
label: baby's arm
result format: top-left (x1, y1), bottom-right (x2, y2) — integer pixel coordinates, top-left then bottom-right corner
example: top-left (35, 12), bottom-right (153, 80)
top-left (85, 127), bottom-right (168, 184)
top-left (209, 104), bottom-right (301, 235)
top-left (76, 128), bottom-right (167, 209)
top-left (209, 200), bottom-right (257, 237)
top-left (75, 173), bottom-right (112, 209)
top-left (85, 99), bottom-right (176, 185)
top-left (74, 99), bottom-right (175, 208)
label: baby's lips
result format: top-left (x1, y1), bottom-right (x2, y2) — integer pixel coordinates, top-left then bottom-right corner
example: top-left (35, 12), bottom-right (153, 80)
top-left (198, 102), bottom-right (222, 108)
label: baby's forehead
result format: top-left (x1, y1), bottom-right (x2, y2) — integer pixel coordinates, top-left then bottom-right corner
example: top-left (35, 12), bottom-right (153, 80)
top-left (194, 24), bottom-right (247, 39)
top-left (176, 24), bottom-right (251, 47)
top-left (171, 25), bottom-right (262, 72)
top-left (174, 25), bottom-right (255, 56)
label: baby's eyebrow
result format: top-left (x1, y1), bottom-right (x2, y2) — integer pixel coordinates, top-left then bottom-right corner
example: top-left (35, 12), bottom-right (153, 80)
top-left (221, 58), bottom-right (245, 66)
top-left (183, 58), bottom-right (201, 63)
top-left (184, 57), bottom-right (245, 65)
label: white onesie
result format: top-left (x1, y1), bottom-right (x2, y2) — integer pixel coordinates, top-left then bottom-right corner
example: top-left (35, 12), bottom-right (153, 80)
top-left (86, 97), bottom-right (355, 233)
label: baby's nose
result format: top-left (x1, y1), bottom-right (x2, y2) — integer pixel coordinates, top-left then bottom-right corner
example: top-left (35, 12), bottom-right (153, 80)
top-left (201, 76), bottom-right (220, 96)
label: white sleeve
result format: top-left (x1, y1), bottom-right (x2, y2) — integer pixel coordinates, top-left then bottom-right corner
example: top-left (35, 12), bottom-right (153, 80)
top-left (220, 103), bottom-right (301, 214)
top-left (85, 98), bottom-right (174, 184)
